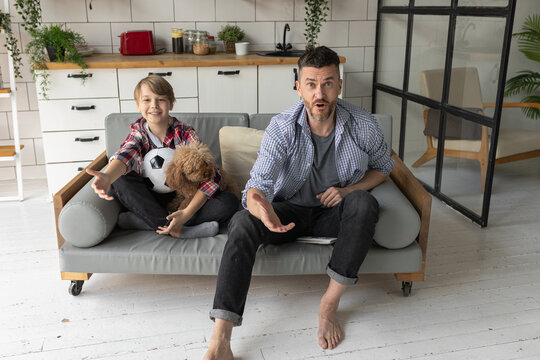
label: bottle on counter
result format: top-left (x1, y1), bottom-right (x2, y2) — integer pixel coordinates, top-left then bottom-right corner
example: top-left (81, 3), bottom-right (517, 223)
top-left (207, 35), bottom-right (217, 54)
top-left (183, 29), bottom-right (196, 53)
top-left (172, 28), bottom-right (184, 54)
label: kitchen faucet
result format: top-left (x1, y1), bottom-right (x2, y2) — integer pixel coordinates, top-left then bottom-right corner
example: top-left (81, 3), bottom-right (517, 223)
top-left (276, 23), bottom-right (292, 53)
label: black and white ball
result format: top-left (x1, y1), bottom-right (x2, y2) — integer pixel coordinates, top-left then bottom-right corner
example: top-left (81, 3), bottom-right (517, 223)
top-left (142, 147), bottom-right (175, 193)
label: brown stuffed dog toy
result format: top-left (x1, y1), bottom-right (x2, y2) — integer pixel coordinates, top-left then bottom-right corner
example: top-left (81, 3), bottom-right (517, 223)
top-left (165, 142), bottom-right (239, 211)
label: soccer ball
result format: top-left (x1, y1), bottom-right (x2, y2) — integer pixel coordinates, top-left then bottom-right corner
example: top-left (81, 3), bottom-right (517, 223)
top-left (142, 147), bottom-right (175, 193)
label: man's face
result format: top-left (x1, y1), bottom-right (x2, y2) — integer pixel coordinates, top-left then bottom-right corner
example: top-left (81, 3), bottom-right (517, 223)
top-left (296, 65), bottom-right (342, 123)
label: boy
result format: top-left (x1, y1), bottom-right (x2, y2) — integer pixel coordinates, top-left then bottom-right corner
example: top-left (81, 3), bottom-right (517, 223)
top-left (87, 75), bottom-right (239, 238)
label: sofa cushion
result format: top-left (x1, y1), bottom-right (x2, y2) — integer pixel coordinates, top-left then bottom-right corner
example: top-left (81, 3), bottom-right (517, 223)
top-left (219, 126), bottom-right (265, 190)
top-left (219, 126), bottom-right (420, 249)
top-left (58, 169), bottom-right (122, 248)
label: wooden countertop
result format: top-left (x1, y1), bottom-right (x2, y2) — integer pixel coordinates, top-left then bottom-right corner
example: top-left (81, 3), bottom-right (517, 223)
top-left (42, 52), bottom-right (346, 69)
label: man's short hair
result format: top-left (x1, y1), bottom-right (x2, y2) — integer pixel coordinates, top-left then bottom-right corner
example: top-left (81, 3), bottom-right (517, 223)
top-left (297, 45), bottom-right (340, 78)
top-left (134, 74), bottom-right (176, 106)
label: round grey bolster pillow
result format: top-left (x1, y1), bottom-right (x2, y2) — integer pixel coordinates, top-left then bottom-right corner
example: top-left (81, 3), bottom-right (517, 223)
top-left (371, 178), bottom-right (421, 250)
top-left (58, 177), bottom-right (122, 248)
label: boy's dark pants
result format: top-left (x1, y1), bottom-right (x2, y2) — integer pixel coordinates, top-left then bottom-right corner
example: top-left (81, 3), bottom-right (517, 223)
top-left (210, 190), bottom-right (379, 326)
top-left (110, 172), bottom-right (239, 229)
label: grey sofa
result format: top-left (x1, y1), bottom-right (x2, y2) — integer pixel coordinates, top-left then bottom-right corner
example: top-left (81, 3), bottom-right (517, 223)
top-left (54, 113), bottom-right (431, 297)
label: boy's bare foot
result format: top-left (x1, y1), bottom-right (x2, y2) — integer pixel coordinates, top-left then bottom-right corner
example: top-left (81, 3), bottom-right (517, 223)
top-left (203, 335), bottom-right (233, 360)
top-left (318, 300), bottom-right (343, 350)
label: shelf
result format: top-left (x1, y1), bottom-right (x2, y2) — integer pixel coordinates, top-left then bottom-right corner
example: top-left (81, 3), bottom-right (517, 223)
top-left (0, 145), bottom-right (24, 157)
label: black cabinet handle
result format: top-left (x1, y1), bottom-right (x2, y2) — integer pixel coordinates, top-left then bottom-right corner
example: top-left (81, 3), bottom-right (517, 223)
top-left (148, 72), bottom-right (172, 76)
top-left (77, 167), bottom-right (84, 171)
top-left (68, 73), bottom-right (93, 79)
top-left (71, 105), bottom-right (96, 111)
top-left (293, 68), bottom-right (298, 90)
top-left (75, 136), bottom-right (99, 142)
top-left (217, 70), bottom-right (240, 76)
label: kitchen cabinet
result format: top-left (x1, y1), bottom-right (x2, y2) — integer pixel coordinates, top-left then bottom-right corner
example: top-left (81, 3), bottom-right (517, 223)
top-left (198, 66), bottom-right (257, 113)
top-left (258, 65), bottom-right (300, 113)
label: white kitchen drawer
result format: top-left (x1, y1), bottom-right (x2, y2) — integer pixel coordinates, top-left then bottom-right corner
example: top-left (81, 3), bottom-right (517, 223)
top-left (118, 68), bottom-right (198, 100)
top-left (198, 66), bottom-right (257, 113)
top-left (258, 65), bottom-right (300, 113)
top-left (39, 69), bottom-right (118, 100)
top-left (42, 130), bottom-right (105, 163)
top-left (46, 161), bottom-right (92, 196)
top-left (39, 98), bottom-right (120, 131)
top-left (120, 97), bottom-right (198, 113)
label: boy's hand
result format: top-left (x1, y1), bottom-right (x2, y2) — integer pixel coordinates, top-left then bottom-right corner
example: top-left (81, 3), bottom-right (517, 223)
top-left (86, 168), bottom-right (114, 200)
top-left (251, 192), bottom-right (295, 233)
top-left (156, 209), bottom-right (191, 238)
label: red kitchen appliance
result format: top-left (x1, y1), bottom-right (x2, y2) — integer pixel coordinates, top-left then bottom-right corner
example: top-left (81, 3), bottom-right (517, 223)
top-left (120, 30), bottom-right (155, 55)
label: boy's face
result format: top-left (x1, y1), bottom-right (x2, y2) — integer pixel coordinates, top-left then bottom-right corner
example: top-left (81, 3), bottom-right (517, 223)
top-left (136, 84), bottom-right (172, 126)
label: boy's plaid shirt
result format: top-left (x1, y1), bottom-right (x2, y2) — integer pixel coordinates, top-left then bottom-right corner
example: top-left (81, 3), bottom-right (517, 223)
top-left (111, 117), bottom-right (221, 198)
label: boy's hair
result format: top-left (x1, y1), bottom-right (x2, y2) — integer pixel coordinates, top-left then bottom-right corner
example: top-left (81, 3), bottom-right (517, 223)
top-left (134, 75), bottom-right (176, 106)
top-left (297, 45), bottom-right (340, 79)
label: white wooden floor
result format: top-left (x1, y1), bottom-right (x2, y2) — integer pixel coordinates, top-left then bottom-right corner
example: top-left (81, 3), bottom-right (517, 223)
top-left (1, 160), bottom-right (540, 359)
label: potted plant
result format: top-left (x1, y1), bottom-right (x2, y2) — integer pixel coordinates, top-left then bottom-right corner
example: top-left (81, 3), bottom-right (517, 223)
top-left (505, 14), bottom-right (540, 119)
top-left (26, 24), bottom-right (88, 97)
top-left (304, 0), bottom-right (329, 47)
top-left (217, 24), bottom-right (245, 54)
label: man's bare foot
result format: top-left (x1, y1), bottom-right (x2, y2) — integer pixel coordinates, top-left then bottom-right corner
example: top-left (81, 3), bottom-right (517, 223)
top-left (318, 300), bottom-right (343, 350)
top-left (202, 336), bottom-right (233, 360)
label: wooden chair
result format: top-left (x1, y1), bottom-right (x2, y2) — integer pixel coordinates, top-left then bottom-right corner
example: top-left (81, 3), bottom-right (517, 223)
top-left (413, 67), bottom-right (540, 192)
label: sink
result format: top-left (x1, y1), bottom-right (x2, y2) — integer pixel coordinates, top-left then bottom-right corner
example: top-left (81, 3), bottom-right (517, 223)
top-left (256, 50), bottom-right (305, 57)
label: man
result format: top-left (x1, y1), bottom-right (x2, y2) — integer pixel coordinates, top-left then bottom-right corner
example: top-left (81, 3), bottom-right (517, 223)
top-left (203, 46), bottom-right (394, 360)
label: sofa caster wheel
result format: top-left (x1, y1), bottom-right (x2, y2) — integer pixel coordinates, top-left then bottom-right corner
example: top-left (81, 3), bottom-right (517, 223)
top-left (401, 281), bottom-right (412, 297)
top-left (69, 280), bottom-right (84, 296)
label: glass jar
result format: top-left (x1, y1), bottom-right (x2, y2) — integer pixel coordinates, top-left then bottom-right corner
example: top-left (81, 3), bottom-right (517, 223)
top-left (183, 29), bottom-right (196, 53)
top-left (193, 32), bottom-right (209, 55)
top-left (171, 28), bottom-right (183, 54)
top-left (207, 35), bottom-right (217, 54)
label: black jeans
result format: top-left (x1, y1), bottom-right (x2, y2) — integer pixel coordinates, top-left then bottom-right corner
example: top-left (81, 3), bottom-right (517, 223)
top-left (210, 190), bottom-right (379, 326)
top-left (110, 172), bottom-right (240, 229)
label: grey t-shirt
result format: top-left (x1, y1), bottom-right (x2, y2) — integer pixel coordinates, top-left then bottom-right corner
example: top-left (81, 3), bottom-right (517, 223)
top-left (288, 128), bottom-right (341, 207)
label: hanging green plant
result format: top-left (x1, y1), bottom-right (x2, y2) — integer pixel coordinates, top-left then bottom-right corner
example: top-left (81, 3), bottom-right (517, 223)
top-left (14, 0), bottom-right (41, 36)
top-left (0, 11), bottom-right (23, 78)
top-left (504, 14), bottom-right (540, 119)
top-left (304, 0), bottom-right (329, 47)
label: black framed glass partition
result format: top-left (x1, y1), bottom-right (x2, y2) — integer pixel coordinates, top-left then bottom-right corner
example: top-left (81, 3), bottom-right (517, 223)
top-left (373, 0), bottom-right (517, 226)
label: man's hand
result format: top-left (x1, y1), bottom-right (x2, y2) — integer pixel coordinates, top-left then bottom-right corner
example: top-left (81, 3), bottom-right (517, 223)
top-left (251, 192), bottom-right (295, 233)
top-left (316, 187), bottom-right (349, 208)
top-left (156, 209), bottom-right (191, 238)
top-left (86, 168), bottom-right (115, 200)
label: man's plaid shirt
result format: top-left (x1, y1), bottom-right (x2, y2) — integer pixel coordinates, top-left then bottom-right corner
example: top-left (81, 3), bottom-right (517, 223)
top-left (242, 99), bottom-right (394, 208)
top-left (111, 117), bottom-right (220, 198)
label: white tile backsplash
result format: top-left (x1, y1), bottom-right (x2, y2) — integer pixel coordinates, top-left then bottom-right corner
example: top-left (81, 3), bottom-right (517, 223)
top-left (0, 112), bottom-right (8, 139)
top-left (41, 0), bottom-right (88, 23)
top-left (132, 0), bottom-right (174, 22)
top-left (318, 21), bottom-right (349, 47)
top-left (8, 111), bottom-right (42, 139)
top-left (349, 21), bottom-right (376, 47)
top-left (335, 47), bottom-right (365, 73)
top-left (175, 0), bottom-right (215, 21)
top-left (87, 0), bottom-right (132, 22)
top-left (68, 23), bottom-right (112, 47)
top-left (368, 0), bottom-right (378, 20)
top-left (239, 22), bottom-right (275, 46)
top-left (34, 138), bottom-right (45, 165)
top-left (332, 0), bottom-right (367, 21)
top-left (217, 0), bottom-right (256, 22)
top-left (345, 72), bottom-right (372, 97)
top-left (22, 164), bottom-right (46, 179)
top-left (364, 46), bottom-right (375, 71)
top-left (256, 0), bottom-right (294, 21)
